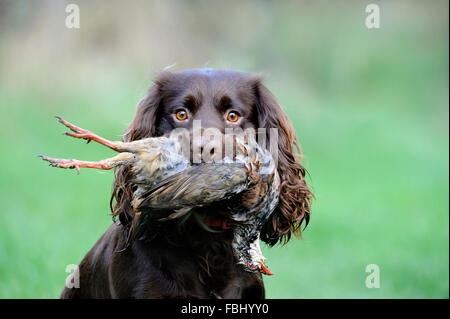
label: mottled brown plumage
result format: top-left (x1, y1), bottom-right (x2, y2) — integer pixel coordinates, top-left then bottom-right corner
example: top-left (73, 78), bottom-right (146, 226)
top-left (40, 116), bottom-right (279, 274)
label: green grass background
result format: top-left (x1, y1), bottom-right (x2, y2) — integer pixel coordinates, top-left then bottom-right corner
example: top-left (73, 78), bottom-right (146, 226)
top-left (0, 0), bottom-right (448, 298)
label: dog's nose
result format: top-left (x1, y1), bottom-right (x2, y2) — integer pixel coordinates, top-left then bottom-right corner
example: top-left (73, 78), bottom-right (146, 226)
top-left (192, 129), bottom-right (224, 163)
top-left (192, 137), bottom-right (222, 163)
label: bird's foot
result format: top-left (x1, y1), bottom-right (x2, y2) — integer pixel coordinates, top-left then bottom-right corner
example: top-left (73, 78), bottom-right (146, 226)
top-left (38, 155), bottom-right (112, 174)
top-left (247, 260), bottom-right (273, 276)
top-left (55, 116), bottom-right (118, 151)
top-left (258, 261), bottom-right (274, 276)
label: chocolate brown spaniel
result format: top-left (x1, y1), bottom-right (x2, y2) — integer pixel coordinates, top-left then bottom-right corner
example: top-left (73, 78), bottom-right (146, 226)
top-left (60, 68), bottom-right (312, 299)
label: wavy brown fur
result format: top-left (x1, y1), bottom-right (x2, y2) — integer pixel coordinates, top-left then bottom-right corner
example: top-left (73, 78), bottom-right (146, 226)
top-left (252, 80), bottom-right (313, 246)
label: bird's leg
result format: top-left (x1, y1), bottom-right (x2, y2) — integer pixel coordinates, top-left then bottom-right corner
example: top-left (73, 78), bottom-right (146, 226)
top-left (55, 116), bottom-right (125, 152)
top-left (39, 152), bottom-right (135, 174)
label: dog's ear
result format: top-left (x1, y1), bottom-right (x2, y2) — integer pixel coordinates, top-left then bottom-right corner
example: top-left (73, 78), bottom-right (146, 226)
top-left (252, 78), bottom-right (313, 246)
top-left (110, 71), bottom-right (172, 226)
top-left (124, 71), bottom-right (173, 141)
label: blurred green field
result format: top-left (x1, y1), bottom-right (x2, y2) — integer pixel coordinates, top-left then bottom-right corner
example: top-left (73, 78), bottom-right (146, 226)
top-left (0, 0), bottom-right (448, 298)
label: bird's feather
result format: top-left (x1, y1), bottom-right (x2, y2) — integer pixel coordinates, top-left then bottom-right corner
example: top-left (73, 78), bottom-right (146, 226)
top-left (138, 163), bottom-right (249, 211)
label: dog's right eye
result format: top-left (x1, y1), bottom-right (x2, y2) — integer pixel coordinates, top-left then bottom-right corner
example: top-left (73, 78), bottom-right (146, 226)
top-left (226, 111), bottom-right (240, 123)
top-left (175, 110), bottom-right (188, 121)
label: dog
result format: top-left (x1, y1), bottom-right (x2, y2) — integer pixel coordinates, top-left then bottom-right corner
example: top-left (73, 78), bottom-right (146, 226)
top-left (60, 68), bottom-right (312, 299)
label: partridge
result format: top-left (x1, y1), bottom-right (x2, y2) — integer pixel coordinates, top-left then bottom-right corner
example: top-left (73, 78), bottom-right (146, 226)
top-left (40, 117), bottom-right (279, 275)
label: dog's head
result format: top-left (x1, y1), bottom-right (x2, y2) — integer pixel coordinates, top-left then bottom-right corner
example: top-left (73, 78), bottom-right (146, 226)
top-left (111, 69), bottom-right (312, 246)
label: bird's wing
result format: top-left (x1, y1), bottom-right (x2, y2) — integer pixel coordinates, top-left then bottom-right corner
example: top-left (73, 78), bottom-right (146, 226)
top-left (137, 163), bottom-right (248, 211)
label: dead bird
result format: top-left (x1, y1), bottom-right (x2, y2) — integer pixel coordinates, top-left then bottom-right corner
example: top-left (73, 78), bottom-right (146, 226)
top-left (39, 116), bottom-right (279, 275)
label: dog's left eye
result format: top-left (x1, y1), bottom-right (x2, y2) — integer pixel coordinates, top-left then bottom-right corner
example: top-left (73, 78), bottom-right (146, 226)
top-left (226, 111), bottom-right (240, 123)
top-left (175, 110), bottom-right (188, 121)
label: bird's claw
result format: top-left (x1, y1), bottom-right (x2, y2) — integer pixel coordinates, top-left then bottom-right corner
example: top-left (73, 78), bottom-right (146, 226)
top-left (55, 116), bottom-right (88, 134)
top-left (259, 262), bottom-right (273, 276)
top-left (55, 116), bottom-right (95, 143)
top-left (54, 116), bottom-right (118, 151)
top-left (39, 155), bottom-right (81, 174)
top-left (247, 260), bottom-right (273, 276)
top-left (64, 131), bottom-right (94, 144)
